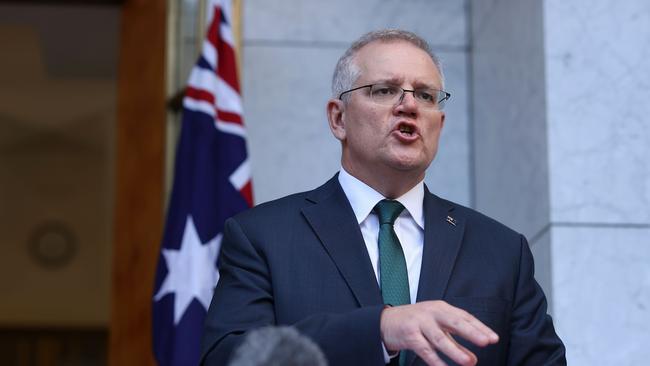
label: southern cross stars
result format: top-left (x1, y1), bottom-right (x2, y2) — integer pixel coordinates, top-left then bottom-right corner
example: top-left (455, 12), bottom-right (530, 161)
top-left (153, 215), bottom-right (222, 324)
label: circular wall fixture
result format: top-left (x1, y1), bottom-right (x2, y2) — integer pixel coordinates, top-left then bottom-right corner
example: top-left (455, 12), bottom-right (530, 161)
top-left (28, 221), bottom-right (77, 269)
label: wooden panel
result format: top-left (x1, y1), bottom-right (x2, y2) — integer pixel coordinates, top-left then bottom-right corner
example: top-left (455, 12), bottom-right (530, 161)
top-left (109, 0), bottom-right (166, 365)
top-left (0, 0), bottom-right (123, 4)
top-left (0, 327), bottom-right (107, 366)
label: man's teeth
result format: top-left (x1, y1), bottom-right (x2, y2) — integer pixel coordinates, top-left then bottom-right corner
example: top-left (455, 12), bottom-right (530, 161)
top-left (399, 126), bottom-right (413, 134)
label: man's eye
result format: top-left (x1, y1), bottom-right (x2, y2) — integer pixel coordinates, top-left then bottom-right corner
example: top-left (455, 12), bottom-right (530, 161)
top-left (416, 90), bottom-right (435, 102)
top-left (373, 86), bottom-right (397, 96)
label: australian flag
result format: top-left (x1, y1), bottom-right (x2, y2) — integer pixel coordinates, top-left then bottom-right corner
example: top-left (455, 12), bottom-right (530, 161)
top-left (152, 1), bottom-right (253, 365)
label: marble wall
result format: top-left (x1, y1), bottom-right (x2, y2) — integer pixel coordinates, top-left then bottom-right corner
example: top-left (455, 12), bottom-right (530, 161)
top-left (544, 0), bottom-right (650, 225)
top-left (470, 0), bottom-right (549, 244)
top-left (471, 0), bottom-right (650, 364)
top-left (241, 0), bottom-right (472, 206)
top-left (544, 1), bottom-right (650, 365)
top-left (552, 226), bottom-right (650, 365)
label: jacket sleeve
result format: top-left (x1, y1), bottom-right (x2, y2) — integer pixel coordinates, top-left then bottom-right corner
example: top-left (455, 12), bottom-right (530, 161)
top-left (506, 235), bottom-right (567, 365)
top-left (200, 217), bottom-right (386, 366)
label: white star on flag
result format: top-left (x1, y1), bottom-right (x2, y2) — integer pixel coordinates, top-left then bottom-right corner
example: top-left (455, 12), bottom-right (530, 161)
top-left (153, 215), bottom-right (222, 325)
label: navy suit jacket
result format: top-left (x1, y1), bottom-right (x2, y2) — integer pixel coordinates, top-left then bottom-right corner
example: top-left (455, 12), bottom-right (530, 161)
top-left (200, 176), bottom-right (566, 365)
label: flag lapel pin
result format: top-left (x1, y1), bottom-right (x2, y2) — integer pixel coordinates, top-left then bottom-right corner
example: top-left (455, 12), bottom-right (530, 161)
top-left (446, 215), bottom-right (457, 226)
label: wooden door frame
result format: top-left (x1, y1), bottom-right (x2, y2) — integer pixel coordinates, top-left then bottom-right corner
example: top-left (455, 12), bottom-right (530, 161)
top-left (109, 0), bottom-right (166, 365)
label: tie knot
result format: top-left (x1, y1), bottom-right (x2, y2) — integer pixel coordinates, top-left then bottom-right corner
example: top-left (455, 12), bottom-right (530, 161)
top-left (374, 199), bottom-right (405, 226)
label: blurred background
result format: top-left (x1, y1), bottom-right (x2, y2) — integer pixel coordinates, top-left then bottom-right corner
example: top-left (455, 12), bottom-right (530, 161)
top-left (0, 0), bottom-right (648, 365)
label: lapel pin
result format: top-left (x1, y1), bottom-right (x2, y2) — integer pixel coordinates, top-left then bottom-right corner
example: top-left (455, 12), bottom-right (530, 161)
top-left (446, 215), bottom-right (457, 226)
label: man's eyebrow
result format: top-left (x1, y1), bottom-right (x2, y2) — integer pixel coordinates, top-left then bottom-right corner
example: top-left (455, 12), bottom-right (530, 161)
top-left (371, 76), bottom-right (403, 85)
top-left (372, 77), bottom-right (440, 90)
top-left (413, 81), bottom-right (441, 90)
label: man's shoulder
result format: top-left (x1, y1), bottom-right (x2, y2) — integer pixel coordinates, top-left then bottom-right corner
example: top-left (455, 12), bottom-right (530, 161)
top-left (230, 190), bottom-right (308, 227)
top-left (230, 175), bottom-right (339, 225)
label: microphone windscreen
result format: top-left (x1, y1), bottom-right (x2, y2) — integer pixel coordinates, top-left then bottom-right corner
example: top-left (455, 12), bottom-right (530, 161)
top-left (228, 326), bottom-right (328, 366)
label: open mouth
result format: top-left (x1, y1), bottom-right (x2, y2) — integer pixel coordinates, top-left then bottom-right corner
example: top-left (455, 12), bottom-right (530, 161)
top-left (397, 123), bottom-right (416, 136)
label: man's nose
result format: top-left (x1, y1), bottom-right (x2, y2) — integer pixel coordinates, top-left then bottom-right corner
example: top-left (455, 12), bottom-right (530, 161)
top-left (394, 90), bottom-right (418, 116)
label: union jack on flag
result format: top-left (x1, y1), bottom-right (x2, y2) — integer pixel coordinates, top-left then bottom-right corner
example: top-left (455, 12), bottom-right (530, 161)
top-left (152, 1), bottom-right (252, 364)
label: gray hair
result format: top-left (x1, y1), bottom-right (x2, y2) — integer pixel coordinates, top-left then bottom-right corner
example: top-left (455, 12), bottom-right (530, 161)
top-left (331, 29), bottom-right (445, 100)
top-left (228, 326), bottom-right (328, 366)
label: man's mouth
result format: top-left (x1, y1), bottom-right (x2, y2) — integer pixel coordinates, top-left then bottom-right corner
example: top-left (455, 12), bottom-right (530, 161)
top-left (395, 122), bottom-right (418, 138)
top-left (399, 124), bottom-right (414, 135)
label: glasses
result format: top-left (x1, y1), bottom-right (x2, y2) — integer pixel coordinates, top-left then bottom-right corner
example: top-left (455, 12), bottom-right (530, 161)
top-left (338, 83), bottom-right (451, 110)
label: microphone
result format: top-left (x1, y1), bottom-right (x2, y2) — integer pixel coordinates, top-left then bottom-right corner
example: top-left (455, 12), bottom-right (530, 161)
top-left (228, 326), bottom-right (328, 366)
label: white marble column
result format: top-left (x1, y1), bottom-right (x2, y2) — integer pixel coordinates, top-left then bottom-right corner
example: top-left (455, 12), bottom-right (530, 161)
top-left (471, 0), bottom-right (650, 365)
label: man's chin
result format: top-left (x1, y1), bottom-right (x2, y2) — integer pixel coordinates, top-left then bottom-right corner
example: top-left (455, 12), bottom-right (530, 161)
top-left (383, 163), bottom-right (428, 182)
top-left (388, 155), bottom-right (431, 173)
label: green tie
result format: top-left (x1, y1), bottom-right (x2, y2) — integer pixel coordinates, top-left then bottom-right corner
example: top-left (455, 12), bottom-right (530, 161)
top-left (375, 199), bottom-right (410, 306)
top-left (375, 200), bottom-right (410, 366)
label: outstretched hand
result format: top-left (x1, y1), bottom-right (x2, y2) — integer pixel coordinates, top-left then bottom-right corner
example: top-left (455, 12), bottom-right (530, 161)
top-left (380, 300), bottom-right (499, 366)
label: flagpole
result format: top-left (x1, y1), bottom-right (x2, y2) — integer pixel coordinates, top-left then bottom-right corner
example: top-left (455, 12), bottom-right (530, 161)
top-left (233, 0), bottom-right (243, 85)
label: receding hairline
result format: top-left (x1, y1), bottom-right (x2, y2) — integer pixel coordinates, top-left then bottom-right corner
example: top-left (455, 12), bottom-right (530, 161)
top-left (352, 39), bottom-right (442, 77)
top-left (331, 29), bottom-right (445, 99)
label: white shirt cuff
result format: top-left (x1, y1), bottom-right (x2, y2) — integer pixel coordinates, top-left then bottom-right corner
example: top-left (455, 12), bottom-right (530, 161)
top-left (382, 342), bottom-right (399, 363)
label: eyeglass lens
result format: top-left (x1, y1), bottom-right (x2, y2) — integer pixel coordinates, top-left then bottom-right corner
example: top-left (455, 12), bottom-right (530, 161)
top-left (369, 84), bottom-right (447, 109)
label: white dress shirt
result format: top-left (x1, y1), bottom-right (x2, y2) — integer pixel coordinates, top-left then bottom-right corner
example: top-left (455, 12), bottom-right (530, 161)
top-left (338, 168), bottom-right (425, 304)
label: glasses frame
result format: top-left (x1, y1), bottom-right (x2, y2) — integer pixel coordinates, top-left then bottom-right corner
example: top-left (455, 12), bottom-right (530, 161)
top-left (338, 83), bottom-right (451, 109)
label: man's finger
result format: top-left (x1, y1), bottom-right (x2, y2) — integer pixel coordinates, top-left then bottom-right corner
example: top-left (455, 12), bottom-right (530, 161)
top-left (409, 337), bottom-right (448, 366)
top-left (437, 307), bottom-right (498, 346)
top-left (450, 307), bottom-right (499, 343)
top-left (462, 316), bottom-right (499, 345)
top-left (421, 327), bottom-right (476, 366)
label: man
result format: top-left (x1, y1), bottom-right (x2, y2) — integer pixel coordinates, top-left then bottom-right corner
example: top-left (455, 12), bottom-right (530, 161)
top-left (201, 29), bottom-right (566, 366)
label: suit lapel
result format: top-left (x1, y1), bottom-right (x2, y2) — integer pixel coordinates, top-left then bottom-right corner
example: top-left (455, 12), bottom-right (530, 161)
top-left (406, 189), bottom-right (465, 366)
top-left (416, 188), bottom-right (465, 301)
top-left (301, 176), bottom-right (383, 307)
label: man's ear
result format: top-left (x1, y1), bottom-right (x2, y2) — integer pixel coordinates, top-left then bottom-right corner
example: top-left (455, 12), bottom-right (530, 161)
top-left (327, 99), bottom-right (346, 141)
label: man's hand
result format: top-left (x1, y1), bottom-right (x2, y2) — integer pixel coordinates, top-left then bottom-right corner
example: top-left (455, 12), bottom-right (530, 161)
top-left (380, 301), bottom-right (499, 366)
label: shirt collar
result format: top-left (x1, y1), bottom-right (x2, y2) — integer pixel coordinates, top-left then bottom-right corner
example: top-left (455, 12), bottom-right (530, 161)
top-left (338, 167), bottom-right (425, 229)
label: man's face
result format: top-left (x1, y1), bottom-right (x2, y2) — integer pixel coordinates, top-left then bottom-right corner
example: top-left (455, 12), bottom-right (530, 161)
top-left (329, 40), bottom-right (445, 187)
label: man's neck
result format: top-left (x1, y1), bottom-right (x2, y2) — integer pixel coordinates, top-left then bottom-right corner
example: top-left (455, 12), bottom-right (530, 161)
top-left (341, 162), bottom-right (424, 199)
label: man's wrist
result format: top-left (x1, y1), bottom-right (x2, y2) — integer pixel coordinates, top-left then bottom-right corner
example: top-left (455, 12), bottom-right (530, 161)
top-left (380, 304), bottom-right (400, 362)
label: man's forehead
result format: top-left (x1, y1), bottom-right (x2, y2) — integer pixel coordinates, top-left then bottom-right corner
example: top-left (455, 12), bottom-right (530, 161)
top-left (353, 41), bottom-right (441, 85)
top-left (355, 39), bottom-right (423, 58)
